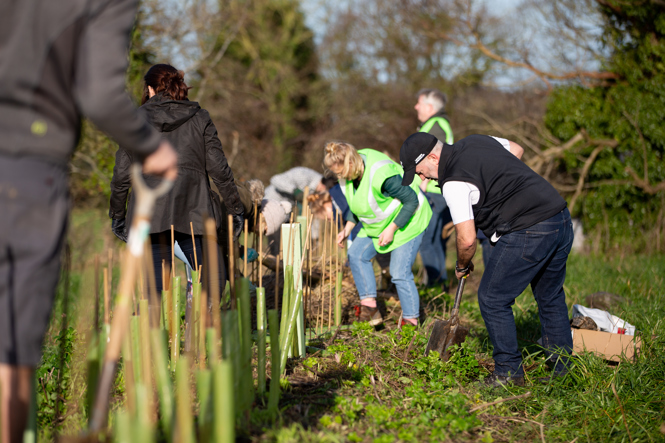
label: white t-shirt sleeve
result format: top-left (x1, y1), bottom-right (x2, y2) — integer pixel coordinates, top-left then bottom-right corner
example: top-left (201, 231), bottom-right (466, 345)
top-left (441, 181), bottom-right (480, 225)
top-left (490, 136), bottom-right (511, 152)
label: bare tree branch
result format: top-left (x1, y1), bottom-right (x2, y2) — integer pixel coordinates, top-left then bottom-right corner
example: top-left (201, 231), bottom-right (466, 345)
top-left (569, 144), bottom-right (606, 215)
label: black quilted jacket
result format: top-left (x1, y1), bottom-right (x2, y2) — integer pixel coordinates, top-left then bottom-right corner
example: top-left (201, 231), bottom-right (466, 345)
top-left (109, 93), bottom-right (243, 235)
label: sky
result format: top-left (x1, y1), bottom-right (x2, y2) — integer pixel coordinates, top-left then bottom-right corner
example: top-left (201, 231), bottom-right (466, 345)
top-left (299, 0), bottom-right (529, 87)
top-left (300, 0), bottom-right (523, 42)
top-left (298, 0), bottom-right (603, 89)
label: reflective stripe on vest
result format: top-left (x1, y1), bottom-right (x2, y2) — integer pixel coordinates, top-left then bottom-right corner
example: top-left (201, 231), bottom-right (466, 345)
top-left (359, 159), bottom-right (401, 225)
top-left (339, 156), bottom-right (426, 226)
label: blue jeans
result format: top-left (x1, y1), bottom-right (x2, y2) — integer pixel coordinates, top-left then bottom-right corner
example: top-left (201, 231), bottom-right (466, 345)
top-left (419, 193), bottom-right (451, 285)
top-left (477, 230), bottom-right (493, 269)
top-left (347, 232), bottom-right (424, 319)
top-left (479, 208), bottom-right (573, 376)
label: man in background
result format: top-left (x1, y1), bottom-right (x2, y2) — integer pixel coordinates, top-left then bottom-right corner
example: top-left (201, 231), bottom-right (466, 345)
top-left (414, 89), bottom-right (454, 290)
top-left (0, 1), bottom-right (177, 441)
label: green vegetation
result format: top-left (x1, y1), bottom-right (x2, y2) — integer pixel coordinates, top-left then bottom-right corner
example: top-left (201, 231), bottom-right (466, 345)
top-left (35, 210), bottom-right (665, 441)
top-left (545, 1), bottom-right (665, 251)
top-left (257, 253), bottom-right (665, 442)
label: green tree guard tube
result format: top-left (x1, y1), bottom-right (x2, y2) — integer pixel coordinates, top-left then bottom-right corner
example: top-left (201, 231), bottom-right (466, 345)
top-left (268, 309), bottom-right (281, 417)
top-left (206, 327), bottom-right (219, 363)
top-left (175, 357), bottom-right (195, 443)
top-left (130, 315), bottom-right (142, 387)
top-left (236, 277), bottom-right (253, 420)
top-left (213, 361), bottom-right (235, 443)
top-left (196, 369), bottom-right (212, 443)
top-left (257, 287), bottom-right (267, 395)
top-left (150, 329), bottom-right (173, 442)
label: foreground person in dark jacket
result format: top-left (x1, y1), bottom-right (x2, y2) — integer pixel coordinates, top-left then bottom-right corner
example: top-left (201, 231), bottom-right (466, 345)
top-left (110, 64), bottom-right (243, 293)
top-left (0, 1), bottom-right (177, 441)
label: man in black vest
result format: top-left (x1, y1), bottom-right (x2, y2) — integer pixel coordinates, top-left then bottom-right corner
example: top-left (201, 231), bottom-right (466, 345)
top-left (400, 133), bottom-right (574, 386)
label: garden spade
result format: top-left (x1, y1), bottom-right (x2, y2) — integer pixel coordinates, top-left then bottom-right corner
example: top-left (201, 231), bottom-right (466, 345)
top-left (425, 275), bottom-right (469, 361)
top-left (88, 164), bottom-right (173, 435)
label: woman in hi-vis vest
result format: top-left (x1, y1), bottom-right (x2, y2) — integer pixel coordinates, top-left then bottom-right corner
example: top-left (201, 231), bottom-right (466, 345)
top-left (324, 142), bottom-right (432, 327)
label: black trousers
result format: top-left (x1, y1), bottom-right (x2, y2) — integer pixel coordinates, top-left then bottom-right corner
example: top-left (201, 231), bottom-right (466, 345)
top-left (150, 231), bottom-right (226, 298)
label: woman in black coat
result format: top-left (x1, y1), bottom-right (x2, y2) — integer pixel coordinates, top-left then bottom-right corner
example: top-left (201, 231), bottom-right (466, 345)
top-left (109, 64), bottom-right (244, 293)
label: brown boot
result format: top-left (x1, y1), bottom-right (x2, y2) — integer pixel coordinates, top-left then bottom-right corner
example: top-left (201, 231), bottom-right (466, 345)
top-left (354, 305), bottom-right (383, 326)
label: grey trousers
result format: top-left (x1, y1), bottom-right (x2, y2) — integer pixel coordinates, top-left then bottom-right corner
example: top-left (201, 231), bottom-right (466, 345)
top-left (0, 155), bottom-right (69, 366)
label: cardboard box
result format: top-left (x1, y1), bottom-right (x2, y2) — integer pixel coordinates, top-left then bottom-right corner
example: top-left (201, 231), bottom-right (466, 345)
top-left (571, 328), bottom-right (641, 362)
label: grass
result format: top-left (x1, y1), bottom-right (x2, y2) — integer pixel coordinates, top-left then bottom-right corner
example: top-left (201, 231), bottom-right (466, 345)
top-left (255, 253), bottom-right (665, 442)
top-left (35, 209), bottom-right (665, 442)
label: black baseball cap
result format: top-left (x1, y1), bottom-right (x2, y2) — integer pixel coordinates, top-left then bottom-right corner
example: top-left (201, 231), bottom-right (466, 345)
top-left (399, 132), bottom-right (438, 186)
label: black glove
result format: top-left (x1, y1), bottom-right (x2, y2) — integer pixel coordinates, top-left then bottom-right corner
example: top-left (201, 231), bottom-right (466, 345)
top-left (232, 212), bottom-right (244, 240)
top-left (111, 218), bottom-right (128, 242)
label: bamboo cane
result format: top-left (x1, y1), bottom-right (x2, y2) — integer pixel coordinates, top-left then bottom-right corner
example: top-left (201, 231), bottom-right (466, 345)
top-left (227, 214), bottom-right (236, 310)
top-left (108, 248), bottom-right (113, 314)
top-left (275, 250), bottom-right (280, 314)
top-left (103, 267), bottom-right (109, 325)
top-left (317, 220), bottom-right (326, 335)
top-left (328, 218), bottom-right (333, 331)
top-left (259, 215), bottom-right (264, 288)
top-left (94, 255), bottom-right (100, 332)
top-left (307, 215), bottom-right (312, 340)
top-left (244, 219), bottom-right (249, 276)
top-left (190, 221), bottom-right (198, 272)
top-left (301, 186), bottom-right (310, 217)
top-left (171, 225), bottom-right (175, 278)
top-left (335, 211), bottom-right (342, 326)
top-left (204, 218), bottom-right (221, 353)
top-left (171, 276), bottom-right (181, 368)
top-left (253, 200), bottom-right (258, 278)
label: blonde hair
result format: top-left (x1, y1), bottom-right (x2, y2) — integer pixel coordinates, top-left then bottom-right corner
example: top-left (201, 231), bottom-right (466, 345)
top-left (323, 141), bottom-right (364, 180)
top-left (307, 192), bottom-right (332, 218)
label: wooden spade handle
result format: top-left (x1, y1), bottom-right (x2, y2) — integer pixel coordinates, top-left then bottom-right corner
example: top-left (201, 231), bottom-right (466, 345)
top-left (89, 165), bottom-right (173, 433)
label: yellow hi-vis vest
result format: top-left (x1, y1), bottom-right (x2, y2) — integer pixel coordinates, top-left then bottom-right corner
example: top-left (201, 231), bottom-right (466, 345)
top-left (341, 149), bottom-right (432, 253)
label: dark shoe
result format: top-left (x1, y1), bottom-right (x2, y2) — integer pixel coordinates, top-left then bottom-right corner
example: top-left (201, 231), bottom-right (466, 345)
top-left (355, 305), bottom-right (383, 326)
top-left (483, 374), bottom-right (525, 388)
